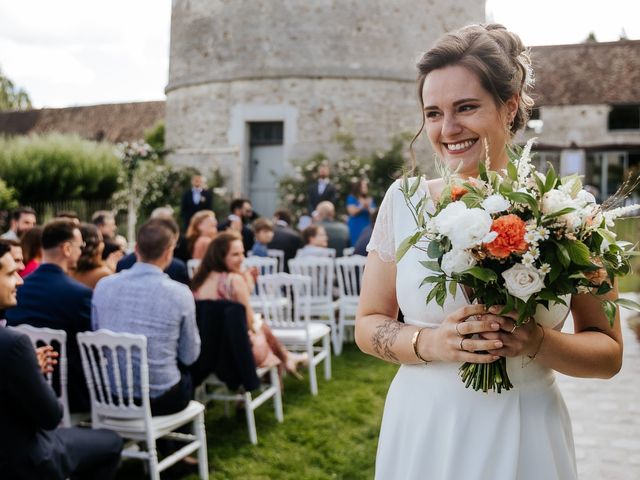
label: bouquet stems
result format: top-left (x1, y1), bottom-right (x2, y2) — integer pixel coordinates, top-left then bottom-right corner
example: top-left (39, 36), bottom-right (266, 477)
top-left (459, 356), bottom-right (513, 393)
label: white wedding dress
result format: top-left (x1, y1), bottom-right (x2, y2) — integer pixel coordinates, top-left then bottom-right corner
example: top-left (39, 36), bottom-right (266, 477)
top-left (367, 179), bottom-right (577, 480)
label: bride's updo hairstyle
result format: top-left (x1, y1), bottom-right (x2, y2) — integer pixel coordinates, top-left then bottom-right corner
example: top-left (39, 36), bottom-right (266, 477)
top-left (411, 24), bottom-right (534, 152)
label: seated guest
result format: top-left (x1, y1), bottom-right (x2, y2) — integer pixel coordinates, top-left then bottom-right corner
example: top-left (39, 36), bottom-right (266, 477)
top-left (250, 218), bottom-right (274, 257)
top-left (315, 201), bottom-right (350, 256)
top-left (93, 218), bottom-right (201, 415)
top-left (191, 231), bottom-right (306, 379)
top-left (186, 210), bottom-right (218, 260)
top-left (0, 239), bottom-right (24, 324)
top-left (72, 223), bottom-right (113, 289)
top-left (0, 242), bottom-right (123, 479)
top-left (296, 224), bottom-right (333, 258)
top-left (56, 210), bottom-right (80, 224)
top-left (268, 209), bottom-right (303, 272)
top-left (4, 238), bottom-right (25, 271)
top-left (1, 206), bottom-right (37, 241)
top-left (6, 219), bottom-right (91, 413)
top-left (19, 225), bottom-right (43, 277)
top-left (116, 212), bottom-right (189, 286)
top-left (218, 198), bottom-right (255, 252)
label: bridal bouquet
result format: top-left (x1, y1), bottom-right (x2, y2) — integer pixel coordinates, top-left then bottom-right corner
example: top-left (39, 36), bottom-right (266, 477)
top-left (398, 139), bottom-right (640, 393)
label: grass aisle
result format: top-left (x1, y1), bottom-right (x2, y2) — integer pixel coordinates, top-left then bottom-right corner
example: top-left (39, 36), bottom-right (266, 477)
top-left (117, 344), bottom-right (397, 479)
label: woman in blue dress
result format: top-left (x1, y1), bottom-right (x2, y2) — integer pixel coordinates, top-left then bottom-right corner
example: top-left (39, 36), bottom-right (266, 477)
top-left (346, 178), bottom-right (377, 246)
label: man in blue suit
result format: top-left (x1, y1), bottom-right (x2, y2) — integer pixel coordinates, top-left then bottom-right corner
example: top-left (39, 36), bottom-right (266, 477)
top-left (6, 218), bottom-right (92, 413)
top-left (0, 240), bottom-right (123, 479)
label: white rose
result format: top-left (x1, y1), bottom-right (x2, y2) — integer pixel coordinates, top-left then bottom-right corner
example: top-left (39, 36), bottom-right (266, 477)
top-left (576, 189), bottom-right (596, 205)
top-left (481, 194), bottom-right (511, 214)
top-left (541, 190), bottom-right (575, 215)
top-left (441, 249), bottom-right (477, 276)
top-left (501, 263), bottom-right (545, 302)
top-left (433, 201), bottom-right (493, 250)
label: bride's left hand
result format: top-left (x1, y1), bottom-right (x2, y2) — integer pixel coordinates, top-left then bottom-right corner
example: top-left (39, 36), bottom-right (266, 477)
top-left (478, 305), bottom-right (542, 358)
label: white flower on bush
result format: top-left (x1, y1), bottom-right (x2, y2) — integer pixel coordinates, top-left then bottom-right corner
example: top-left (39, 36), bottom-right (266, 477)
top-left (501, 263), bottom-right (546, 302)
top-left (441, 249), bottom-right (477, 276)
top-left (433, 201), bottom-right (493, 249)
top-left (481, 194), bottom-right (511, 214)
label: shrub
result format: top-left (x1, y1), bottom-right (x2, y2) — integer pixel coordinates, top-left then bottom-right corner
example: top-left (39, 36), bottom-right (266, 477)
top-left (0, 134), bottom-right (122, 202)
top-left (278, 132), bottom-right (414, 220)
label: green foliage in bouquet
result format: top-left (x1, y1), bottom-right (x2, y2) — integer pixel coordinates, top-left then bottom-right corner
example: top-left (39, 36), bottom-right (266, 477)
top-left (397, 139), bottom-right (640, 393)
top-left (278, 132), bottom-right (412, 220)
top-left (0, 134), bottom-right (121, 202)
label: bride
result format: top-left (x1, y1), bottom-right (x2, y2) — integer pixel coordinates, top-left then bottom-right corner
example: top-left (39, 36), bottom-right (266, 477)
top-left (355, 24), bottom-right (623, 480)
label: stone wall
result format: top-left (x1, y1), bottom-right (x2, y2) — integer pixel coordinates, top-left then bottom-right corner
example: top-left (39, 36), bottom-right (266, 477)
top-left (166, 0), bottom-right (486, 186)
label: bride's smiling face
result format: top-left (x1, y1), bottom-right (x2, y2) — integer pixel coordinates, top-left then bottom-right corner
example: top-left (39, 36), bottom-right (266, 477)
top-left (421, 64), bottom-right (517, 178)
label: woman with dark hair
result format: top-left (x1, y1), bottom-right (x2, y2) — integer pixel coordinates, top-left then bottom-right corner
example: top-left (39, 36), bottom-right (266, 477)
top-left (355, 24), bottom-right (622, 479)
top-left (346, 178), bottom-right (377, 246)
top-left (295, 224), bottom-right (332, 258)
top-left (19, 225), bottom-right (43, 278)
top-left (185, 210), bottom-right (218, 260)
top-left (72, 223), bottom-right (112, 289)
top-left (191, 231), bottom-right (307, 378)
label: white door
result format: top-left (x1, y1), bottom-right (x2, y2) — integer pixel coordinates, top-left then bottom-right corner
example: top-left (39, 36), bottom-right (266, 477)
top-left (248, 122), bottom-right (284, 218)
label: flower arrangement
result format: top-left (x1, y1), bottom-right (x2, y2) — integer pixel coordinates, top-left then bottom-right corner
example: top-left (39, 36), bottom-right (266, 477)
top-left (398, 138), bottom-right (640, 393)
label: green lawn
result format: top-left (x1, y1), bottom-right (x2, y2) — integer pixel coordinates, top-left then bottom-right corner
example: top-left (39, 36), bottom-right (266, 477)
top-left (116, 344), bottom-right (397, 479)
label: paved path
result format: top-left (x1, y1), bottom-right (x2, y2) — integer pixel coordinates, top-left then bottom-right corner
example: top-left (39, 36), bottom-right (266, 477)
top-left (557, 293), bottom-right (640, 480)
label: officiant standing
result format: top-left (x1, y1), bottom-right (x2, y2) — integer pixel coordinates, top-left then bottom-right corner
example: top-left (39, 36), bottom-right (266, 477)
top-left (181, 174), bottom-right (214, 231)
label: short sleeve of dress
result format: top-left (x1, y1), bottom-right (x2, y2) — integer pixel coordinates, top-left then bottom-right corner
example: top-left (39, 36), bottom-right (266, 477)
top-left (366, 180), bottom-right (398, 263)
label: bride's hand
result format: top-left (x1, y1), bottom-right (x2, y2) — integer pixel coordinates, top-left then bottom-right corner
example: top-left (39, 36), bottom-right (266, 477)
top-left (479, 305), bottom-right (543, 358)
top-left (425, 304), bottom-right (502, 363)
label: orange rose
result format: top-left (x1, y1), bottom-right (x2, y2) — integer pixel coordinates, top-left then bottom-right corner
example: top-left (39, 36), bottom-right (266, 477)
top-left (451, 185), bottom-right (469, 201)
top-left (584, 257), bottom-right (610, 286)
top-left (485, 214), bottom-right (528, 259)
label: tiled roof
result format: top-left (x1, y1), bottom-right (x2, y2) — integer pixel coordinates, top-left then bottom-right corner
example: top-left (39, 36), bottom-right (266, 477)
top-left (0, 101), bottom-right (165, 142)
top-left (531, 40), bottom-right (640, 106)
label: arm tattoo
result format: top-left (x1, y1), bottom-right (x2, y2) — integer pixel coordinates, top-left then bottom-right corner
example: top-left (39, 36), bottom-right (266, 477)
top-left (372, 319), bottom-right (408, 363)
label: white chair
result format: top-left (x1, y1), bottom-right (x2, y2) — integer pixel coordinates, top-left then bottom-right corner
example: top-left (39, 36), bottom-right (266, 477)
top-left (335, 255), bottom-right (367, 354)
top-left (288, 257), bottom-right (339, 353)
top-left (187, 259), bottom-right (201, 279)
top-left (267, 249), bottom-right (285, 272)
top-left (11, 324), bottom-right (78, 427)
top-left (258, 274), bottom-right (331, 395)
top-left (77, 330), bottom-right (208, 480)
top-left (244, 256), bottom-right (279, 314)
top-left (342, 247), bottom-right (355, 257)
top-left (196, 364), bottom-right (283, 445)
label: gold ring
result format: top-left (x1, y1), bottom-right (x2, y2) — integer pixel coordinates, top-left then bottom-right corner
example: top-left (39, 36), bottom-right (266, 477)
top-left (459, 338), bottom-right (465, 351)
top-left (510, 324), bottom-right (517, 334)
top-left (455, 323), bottom-right (463, 337)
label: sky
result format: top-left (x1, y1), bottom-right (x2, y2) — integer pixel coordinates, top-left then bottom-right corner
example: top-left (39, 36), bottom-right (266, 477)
top-left (1, 0), bottom-right (638, 108)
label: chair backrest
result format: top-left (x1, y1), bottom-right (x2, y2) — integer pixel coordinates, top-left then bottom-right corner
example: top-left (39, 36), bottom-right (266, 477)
top-left (267, 249), bottom-right (285, 272)
top-left (342, 247), bottom-right (355, 257)
top-left (288, 256), bottom-right (334, 300)
top-left (77, 330), bottom-right (151, 424)
top-left (244, 256), bottom-right (279, 295)
top-left (11, 324), bottom-right (70, 426)
top-left (335, 255), bottom-right (367, 299)
top-left (257, 273), bottom-right (311, 329)
top-left (187, 259), bottom-right (201, 279)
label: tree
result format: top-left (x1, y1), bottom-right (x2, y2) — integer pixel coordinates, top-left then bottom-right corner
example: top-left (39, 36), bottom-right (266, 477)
top-left (0, 65), bottom-right (32, 111)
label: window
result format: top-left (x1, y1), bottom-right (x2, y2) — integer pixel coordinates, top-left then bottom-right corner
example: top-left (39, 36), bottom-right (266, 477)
top-left (249, 122), bottom-right (284, 146)
top-left (608, 105), bottom-right (640, 130)
top-left (526, 108), bottom-right (543, 133)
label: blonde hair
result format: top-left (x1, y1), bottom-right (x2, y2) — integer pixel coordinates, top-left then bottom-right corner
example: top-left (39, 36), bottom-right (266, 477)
top-left (186, 210), bottom-right (216, 255)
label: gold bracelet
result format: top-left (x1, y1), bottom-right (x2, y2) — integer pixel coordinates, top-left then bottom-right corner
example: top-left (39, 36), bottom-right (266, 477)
top-left (411, 328), bottom-right (430, 364)
top-left (522, 323), bottom-right (545, 367)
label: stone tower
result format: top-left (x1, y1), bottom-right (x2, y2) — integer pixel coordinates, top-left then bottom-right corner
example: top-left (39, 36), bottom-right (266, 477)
top-left (166, 0), bottom-right (485, 215)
